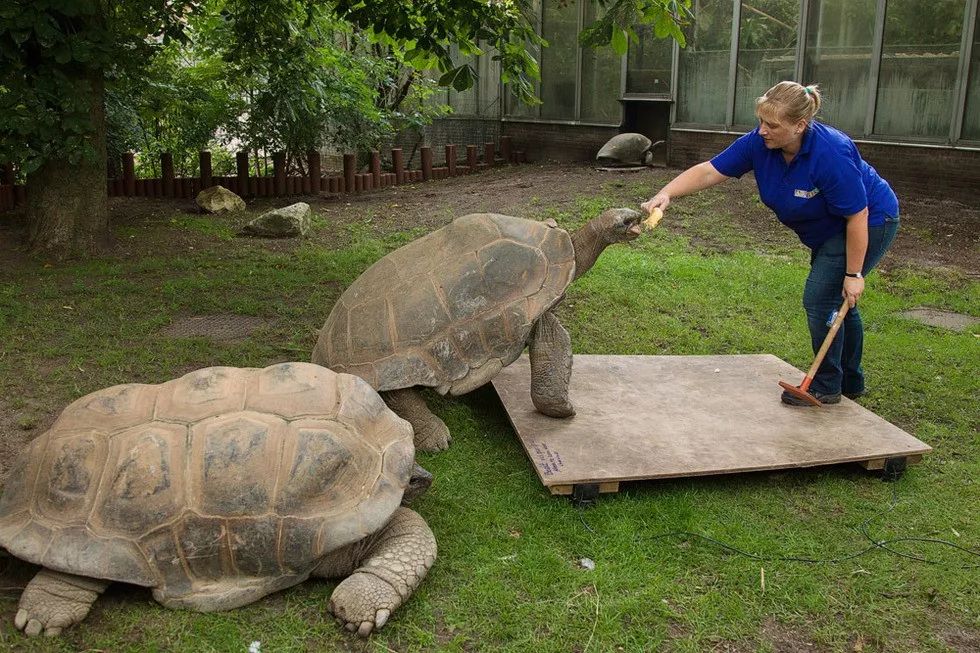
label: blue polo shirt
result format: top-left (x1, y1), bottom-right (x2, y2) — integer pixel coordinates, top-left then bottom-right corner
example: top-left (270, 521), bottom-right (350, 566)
top-left (710, 121), bottom-right (899, 249)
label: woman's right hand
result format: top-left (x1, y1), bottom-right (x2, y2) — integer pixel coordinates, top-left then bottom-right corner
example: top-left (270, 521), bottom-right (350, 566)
top-left (641, 192), bottom-right (670, 214)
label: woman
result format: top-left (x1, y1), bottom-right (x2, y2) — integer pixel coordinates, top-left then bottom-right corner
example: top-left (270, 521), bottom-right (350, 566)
top-left (642, 81), bottom-right (900, 406)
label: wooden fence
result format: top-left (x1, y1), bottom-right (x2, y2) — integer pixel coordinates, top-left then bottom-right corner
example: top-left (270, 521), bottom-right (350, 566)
top-left (0, 137), bottom-right (524, 213)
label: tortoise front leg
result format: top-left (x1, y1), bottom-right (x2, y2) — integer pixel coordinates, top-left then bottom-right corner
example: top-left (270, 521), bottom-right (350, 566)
top-left (382, 388), bottom-right (451, 452)
top-left (15, 569), bottom-right (108, 637)
top-left (529, 310), bottom-right (575, 417)
top-left (323, 507), bottom-right (437, 637)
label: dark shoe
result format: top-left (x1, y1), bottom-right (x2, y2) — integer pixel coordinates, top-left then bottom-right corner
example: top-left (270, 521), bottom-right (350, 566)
top-left (843, 389), bottom-right (867, 400)
top-left (781, 389), bottom-right (842, 406)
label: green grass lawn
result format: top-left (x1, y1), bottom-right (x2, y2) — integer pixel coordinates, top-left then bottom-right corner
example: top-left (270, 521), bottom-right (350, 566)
top-left (0, 179), bottom-right (977, 652)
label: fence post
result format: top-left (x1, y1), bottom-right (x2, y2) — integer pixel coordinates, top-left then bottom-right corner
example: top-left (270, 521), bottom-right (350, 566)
top-left (199, 151), bottom-right (212, 189)
top-left (500, 136), bottom-right (513, 163)
top-left (484, 142), bottom-right (496, 167)
top-left (466, 145), bottom-right (478, 173)
top-left (391, 148), bottom-right (404, 185)
top-left (445, 145), bottom-right (456, 176)
top-left (308, 149), bottom-right (321, 192)
top-left (371, 150), bottom-right (381, 188)
top-left (421, 146), bottom-right (433, 181)
top-left (236, 152), bottom-right (249, 196)
top-left (161, 153), bottom-right (175, 197)
top-left (272, 151), bottom-right (286, 196)
top-left (0, 164), bottom-right (13, 212)
top-left (122, 152), bottom-right (136, 196)
top-left (342, 154), bottom-right (356, 194)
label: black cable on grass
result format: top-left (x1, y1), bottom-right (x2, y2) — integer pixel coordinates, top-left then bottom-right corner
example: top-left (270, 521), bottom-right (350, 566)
top-left (577, 479), bottom-right (980, 569)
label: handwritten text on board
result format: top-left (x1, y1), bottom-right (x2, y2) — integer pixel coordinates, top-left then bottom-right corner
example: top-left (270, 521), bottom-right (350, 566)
top-left (530, 441), bottom-right (564, 476)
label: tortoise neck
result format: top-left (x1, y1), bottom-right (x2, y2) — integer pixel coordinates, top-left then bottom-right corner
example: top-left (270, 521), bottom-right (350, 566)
top-left (570, 222), bottom-right (607, 280)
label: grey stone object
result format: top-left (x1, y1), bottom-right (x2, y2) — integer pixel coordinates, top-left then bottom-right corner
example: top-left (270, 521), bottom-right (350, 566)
top-left (596, 133), bottom-right (655, 167)
top-left (312, 209), bottom-right (643, 454)
top-left (898, 308), bottom-right (979, 332)
top-left (196, 185), bottom-right (246, 213)
top-left (242, 202), bottom-right (312, 238)
top-left (0, 362), bottom-right (436, 638)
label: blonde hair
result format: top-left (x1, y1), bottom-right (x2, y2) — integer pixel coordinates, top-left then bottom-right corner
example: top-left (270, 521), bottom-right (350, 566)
top-left (756, 81), bottom-right (822, 125)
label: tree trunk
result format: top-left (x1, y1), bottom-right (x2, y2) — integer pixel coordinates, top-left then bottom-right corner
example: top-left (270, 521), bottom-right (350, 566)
top-left (26, 73), bottom-right (109, 258)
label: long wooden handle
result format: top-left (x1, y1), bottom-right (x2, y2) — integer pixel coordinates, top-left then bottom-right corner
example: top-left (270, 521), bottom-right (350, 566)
top-left (804, 298), bottom-right (851, 381)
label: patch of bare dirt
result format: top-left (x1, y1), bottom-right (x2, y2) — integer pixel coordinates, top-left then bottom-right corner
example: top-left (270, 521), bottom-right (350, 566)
top-left (300, 163), bottom-right (979, 275)
top-left (0, 397), bottom-right (56, 488)
top-left (933, 616), bottom-right (980, 653)
top-left (942, 628), bottom-right (980, 653)
top-left (2, 163), bottom-right (975, 274)
top-left (159, 314), bottom-right (276, 341)
top-left (759, 616), bottom-right (829, 652)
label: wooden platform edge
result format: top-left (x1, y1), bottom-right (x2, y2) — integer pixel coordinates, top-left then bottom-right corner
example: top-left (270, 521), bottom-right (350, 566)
top-left (549, 482), bottom-right (620, 496)
top-left (542, 453), bottom-right (930, 494)
top-left (859, 454), bottom-right (924, 470)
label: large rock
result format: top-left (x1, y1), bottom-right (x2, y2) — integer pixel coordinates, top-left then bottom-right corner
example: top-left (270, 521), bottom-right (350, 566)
top-left (596, 133), bottom-right (654, 167)
top-left (196, 185), bottom-right (246, 213)
top-left (241, 202), bottom-right (312, 238)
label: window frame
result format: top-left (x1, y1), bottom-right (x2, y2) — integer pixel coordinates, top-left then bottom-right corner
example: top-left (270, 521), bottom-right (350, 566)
top-left (667, 0), bottom-right (980, 147)
top-left (503, 0), bottom-right (627, 127)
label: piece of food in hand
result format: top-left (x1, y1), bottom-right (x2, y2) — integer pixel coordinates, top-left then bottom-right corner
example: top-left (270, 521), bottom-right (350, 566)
top-left (643, 207), bottom-right (664, 231)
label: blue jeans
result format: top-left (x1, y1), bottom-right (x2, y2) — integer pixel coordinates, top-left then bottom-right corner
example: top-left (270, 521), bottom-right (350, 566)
top-left (803, 217), bottom-right (899, 395)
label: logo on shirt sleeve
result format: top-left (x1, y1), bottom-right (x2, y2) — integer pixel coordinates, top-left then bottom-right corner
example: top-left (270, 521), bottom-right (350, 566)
top-left (794, 187), bottom-right (820, 199)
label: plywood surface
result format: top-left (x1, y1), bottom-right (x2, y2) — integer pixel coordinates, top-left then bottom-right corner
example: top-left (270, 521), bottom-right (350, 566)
top-left (491, 354), bottom-right (932, 491)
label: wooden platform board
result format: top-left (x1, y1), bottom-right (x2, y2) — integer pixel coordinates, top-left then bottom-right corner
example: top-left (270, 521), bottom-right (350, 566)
top-left (491, 354), bottom-right (932, 495)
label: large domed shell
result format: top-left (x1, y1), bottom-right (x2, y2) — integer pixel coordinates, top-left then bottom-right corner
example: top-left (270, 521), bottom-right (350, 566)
top-left (313, 213), bottom-right (576, 394)
top-left (596, 133), bottom-right (653, 166)
top-left (0, 363), bottom-right (413, 588)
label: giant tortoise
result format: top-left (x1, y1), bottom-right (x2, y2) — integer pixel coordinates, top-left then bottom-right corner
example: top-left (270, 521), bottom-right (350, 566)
top-left (596, 133), bottom-right (660, 167)
top-left (313, 208), bottom-right (643, 451)
top-left (0, 362), bottom-right (435, 638)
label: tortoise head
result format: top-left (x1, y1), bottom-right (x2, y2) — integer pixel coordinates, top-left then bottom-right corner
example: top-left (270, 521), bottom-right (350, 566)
top-left (591, 207), bottom-right (644, 244)
top-left (401, 463), bottom-right (433, 505)
top-left (570, 207), bottom-right (644, 280)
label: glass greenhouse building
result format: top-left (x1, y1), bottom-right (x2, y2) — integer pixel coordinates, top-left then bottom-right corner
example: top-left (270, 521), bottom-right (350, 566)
top-left (426, 0), bottom-right (979, 201)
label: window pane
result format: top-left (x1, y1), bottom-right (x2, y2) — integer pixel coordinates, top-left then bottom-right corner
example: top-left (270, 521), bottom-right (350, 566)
top-left (540, 0), bottom-right (579, 120)
top-left (505, 0), bottom-right (541, 118)
top-left (957, 6), bottom-right (979, 139)
top-left (733, 0), bottom-right (799, 126)
top-left (479, 46), bottom-right (501, 117)
top-left (423, 69), bottom-right (449, 113)
top-left (802, 0), bottom-right (876, 135)
top-left (580, 4), bottom-right (622, 122)
top-left (873, 0), bottom-right (966, 139)
top-left (448, 51), bottom-right (479, 115)
top-left (626, 23), bottom-right (673, 94)
top-left (677, 0), bottom-right (734, 124)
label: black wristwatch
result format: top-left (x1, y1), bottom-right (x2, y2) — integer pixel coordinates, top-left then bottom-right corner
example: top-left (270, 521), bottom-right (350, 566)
top-left (844, 272), bottom-right (863, 278)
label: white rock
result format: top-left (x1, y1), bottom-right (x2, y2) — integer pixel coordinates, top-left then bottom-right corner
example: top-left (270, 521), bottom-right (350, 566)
top-left (196, 185), bottom-right (245, 213)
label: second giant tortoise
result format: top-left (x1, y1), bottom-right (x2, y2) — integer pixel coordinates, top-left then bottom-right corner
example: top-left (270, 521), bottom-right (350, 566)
top-left (596, 132), bottom-right (660, 167)
top-left (313, 208), bottom-right (643, 451)
top-left (0, 362), bottom-right (435, 638)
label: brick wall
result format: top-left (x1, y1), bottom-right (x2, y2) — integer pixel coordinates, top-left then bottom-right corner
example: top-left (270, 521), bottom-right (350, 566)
top-left (667, 130), bottom-right (742, 169)
top-left (669, 129), bottom-right (980, 205)
top-left (501, 121), bottom-right (620, 162)
top-left (855, 142), bottom-right (980, 206)
top-left (385, 118), bottom-right (501, 169)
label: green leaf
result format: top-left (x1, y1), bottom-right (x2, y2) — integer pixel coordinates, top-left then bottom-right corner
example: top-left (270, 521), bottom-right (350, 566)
top-left (438, 64), bottom-right (475, 92)
top-left (611, 28), bottom-right (628, 55)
